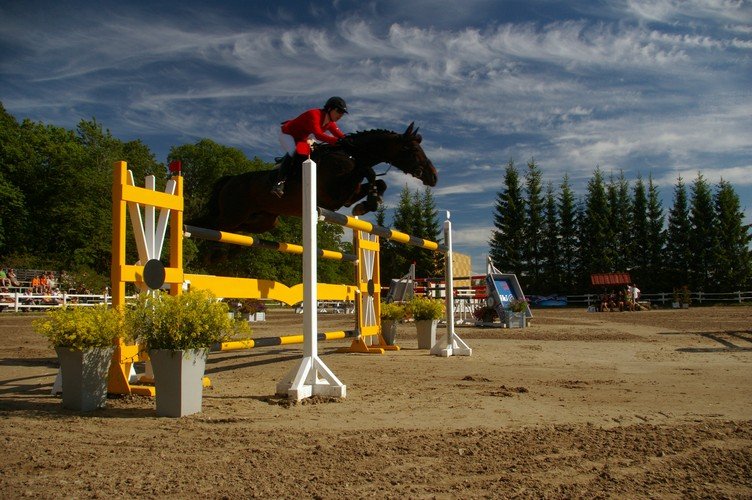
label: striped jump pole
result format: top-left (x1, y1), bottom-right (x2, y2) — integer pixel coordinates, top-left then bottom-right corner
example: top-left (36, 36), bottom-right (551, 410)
top-left (183, 224), bottom-right (357, 262)
top-left (214, 330), bottom-right (357, 351)
top-left (318, 207), bottom-right (449, 253)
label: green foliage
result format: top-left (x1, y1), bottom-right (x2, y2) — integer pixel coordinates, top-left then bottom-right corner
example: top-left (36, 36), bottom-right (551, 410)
top-left (380, 302), bottom-right (406, 320)
top-left (509, 299), bottom-right (528, 313)
top-left (33, 305), bottom-right (123, 349)
top-left (125, 289), bottom-right (250, 351)
top-left (407, 296), bottom-right (444, 320)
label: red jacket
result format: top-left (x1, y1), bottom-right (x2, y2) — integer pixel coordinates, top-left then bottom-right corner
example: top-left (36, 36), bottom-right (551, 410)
top-left (281, 108), bottom-right (345, 155)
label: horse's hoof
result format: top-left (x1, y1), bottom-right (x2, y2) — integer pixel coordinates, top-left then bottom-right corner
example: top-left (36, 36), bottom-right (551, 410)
top-left (352, 204), bottom-right (367, 216)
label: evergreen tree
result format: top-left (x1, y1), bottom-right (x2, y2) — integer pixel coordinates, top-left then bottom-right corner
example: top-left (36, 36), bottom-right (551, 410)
top-left (557, 174), bottom-right (579, 291)
top-left (644, 175), bottom-right (665, 291)
top-left (419, 187), bottom-right (443, 277)
top-left (607, 171), bottom-right (632, 272)
top-left (489, 160), bottom-right (526, 274)
top-left (688, 173), bottom-right (718, 291)
top-left (579, 168), bottom-right (612, 281)
top-left (665, 177), bottom-right (692, 288)
top-left (713, 180), bottom-right (752, 291)
top-left (540, 182), bottom-right (560, 293)
top-left (392, 185), bottom-right (421, 276)
top-left (523, 159), bottom-right (544, 290)
top-left (630, 175), bottom-right (649, 284)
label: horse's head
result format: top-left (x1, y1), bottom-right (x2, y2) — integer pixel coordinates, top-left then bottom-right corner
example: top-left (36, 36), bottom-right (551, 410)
top-left (341, 124), bottom-right (438, 187)
top-left (392, 122), bottom-right (438, 187)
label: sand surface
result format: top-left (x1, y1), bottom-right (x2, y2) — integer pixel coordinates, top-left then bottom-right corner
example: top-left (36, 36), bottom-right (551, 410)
top-left (1, 306), bottom-right (751, 498)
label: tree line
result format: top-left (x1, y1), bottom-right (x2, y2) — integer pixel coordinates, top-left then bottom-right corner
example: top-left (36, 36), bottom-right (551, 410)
top-left (490, 159), bottom-right (752, 295)
top-left (3, 103), bottom-right (749, 296)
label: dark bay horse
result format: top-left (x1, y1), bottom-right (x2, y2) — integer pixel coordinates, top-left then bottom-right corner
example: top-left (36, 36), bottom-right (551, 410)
top-left (189, 123), bottom-right (437, 234)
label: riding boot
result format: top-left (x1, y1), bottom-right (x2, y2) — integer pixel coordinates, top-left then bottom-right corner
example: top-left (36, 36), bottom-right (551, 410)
top-left (271, 154), bottom-right (292, 198)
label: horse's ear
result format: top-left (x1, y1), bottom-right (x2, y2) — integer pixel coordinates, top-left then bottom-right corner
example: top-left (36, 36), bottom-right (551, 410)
top-left (404, 122), bottom-right (415, 137)
top-left (414, 133), bottom-right (422, 144)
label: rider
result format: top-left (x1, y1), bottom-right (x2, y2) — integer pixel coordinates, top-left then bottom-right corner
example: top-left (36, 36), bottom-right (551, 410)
top-left (272, 96), bottom-right (348, 197)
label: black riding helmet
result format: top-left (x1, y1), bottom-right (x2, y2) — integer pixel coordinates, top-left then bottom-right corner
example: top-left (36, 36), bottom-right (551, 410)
top-left (324, 96), bottom-right (348, 114)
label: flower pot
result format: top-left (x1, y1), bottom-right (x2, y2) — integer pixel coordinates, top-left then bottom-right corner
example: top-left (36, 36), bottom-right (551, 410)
top-left (415, 319), bottom-right (438, 349)
top-left (55, 346), bottom-right (115, 412)
top-left (247, 312), bottom-right (266, 322)
top-left (381, 319), bottom-right (398, 346)
top-left (149, 348), bottom-right (209, 417)
top-left (505, 312), bottom-right (526, 328)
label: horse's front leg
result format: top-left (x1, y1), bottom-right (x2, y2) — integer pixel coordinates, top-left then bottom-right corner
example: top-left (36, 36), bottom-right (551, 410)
top-left (350, 179), bottom-right (387, 216)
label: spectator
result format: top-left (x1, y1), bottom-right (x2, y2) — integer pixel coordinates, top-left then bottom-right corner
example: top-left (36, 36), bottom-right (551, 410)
top-left (0, 268), bottom-right (9, 287)
top-left (7, 268), bottom-right (19, 287)
top-left (31, 275), bottom-right (41, 293)
top-left (46, 271), bottom-right (57, 292)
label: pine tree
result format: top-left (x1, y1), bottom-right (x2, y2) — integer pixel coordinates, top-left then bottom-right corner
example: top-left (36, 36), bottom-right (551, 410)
top-left (713, 180), bottom-right (752, 291)
top-left (489, 160), bottom-right (526, 273)
top-left (630, 175), bottom-right (649, 284)
top-left (540, 182), bottom-right (561, 293)
top-left (392, 185), bottom-right (421, 277)
top-left (523, 159), bottom-right (544, 290)
top-left (418, 187), bottom-right (443, 277)
top-left (644, 175), bottom-right (665, 290)
top-left (607, 171), bottom-right (632, 272)
top-left (580, 168), bottom-right (612, 280)
top-left (688, 173), bottom-right (718, 291)
top-left (558, 174), bottom-right (579, 291)
top-left (665, 177), bottom-right (692, 288)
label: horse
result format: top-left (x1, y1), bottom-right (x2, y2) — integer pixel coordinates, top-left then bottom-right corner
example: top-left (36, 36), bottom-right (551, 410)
top-left (189, 123), bottom-right (437, 234)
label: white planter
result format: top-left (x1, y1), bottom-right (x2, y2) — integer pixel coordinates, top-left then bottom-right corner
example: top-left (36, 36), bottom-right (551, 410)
top-left (149, 348), bottom-right (208, 417)
top-left (248, 312), bottom-right (266, 322)
top-left (381, 319), bottom-right (398, 346)
top-left (415, 319), bottom-right (438, 349)
top-left (55, 346), bottom-right (115, 412)
top-left (505, 312), bottom-right (526, 328)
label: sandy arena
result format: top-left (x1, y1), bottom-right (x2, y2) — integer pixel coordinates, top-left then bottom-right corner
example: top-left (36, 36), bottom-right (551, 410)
top-left (1, 306), bottom-right (751, 498)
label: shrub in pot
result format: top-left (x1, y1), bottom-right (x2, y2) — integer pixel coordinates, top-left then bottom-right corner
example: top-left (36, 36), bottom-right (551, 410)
top-left (380, 302), bottom-right (406, 346)
top-left (125, 289), bottom-right (249, 417)
top-left (34, 305), bottom-right (122, 411)
top-left (407, 296), bottom-right (445, 349)
top-left (506, 299), bottom-right (528, 328)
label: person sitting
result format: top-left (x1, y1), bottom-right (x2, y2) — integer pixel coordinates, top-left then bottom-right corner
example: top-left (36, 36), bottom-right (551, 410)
top-left (0, 268), bottom-right (9, 287)
top-left (7, 268), bottom-right (19, 287)
top-left (271, 96), bottom-right (348, 198)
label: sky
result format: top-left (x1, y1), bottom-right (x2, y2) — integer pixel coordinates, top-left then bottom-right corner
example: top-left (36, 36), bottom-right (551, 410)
top-left (1, 0), bottom-right (751, 275)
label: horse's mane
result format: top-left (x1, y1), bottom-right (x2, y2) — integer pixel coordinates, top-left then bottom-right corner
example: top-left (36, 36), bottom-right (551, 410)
top-left (315, 128), bottom-right (401, 155)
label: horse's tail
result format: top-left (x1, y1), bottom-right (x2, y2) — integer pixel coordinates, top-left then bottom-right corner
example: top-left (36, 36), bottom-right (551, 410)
top-left (186, 175), bottom-right (233, 229)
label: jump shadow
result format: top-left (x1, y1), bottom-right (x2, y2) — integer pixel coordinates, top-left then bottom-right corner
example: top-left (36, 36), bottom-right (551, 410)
top-left (0, 357), bottom-right (58, 368)
top-left (205, 346), bottom-right (342, 375)
top-left (675, 330), bottom-right (752, 353)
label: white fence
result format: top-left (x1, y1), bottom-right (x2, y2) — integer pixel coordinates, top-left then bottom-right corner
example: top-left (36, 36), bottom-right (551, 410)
top-left (3, 289), bottom-right (752, 314)
top-left (0, 292), bottom-right (114, 312)
top-left (566, 290), bottom-right (752, 307)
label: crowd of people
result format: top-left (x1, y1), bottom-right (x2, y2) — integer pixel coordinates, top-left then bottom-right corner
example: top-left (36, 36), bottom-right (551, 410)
top-left (597, 283), bottom-right (650, 312)
top-left (0, 267), bottom-right (100, 311)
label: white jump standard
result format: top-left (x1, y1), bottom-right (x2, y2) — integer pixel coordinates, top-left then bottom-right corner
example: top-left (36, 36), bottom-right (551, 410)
top-left (276, 160), bottom-right (347, 400)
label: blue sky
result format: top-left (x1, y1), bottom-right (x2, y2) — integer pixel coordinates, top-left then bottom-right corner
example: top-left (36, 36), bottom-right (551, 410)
top-left (2, 0), bottom-right (751, 275)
